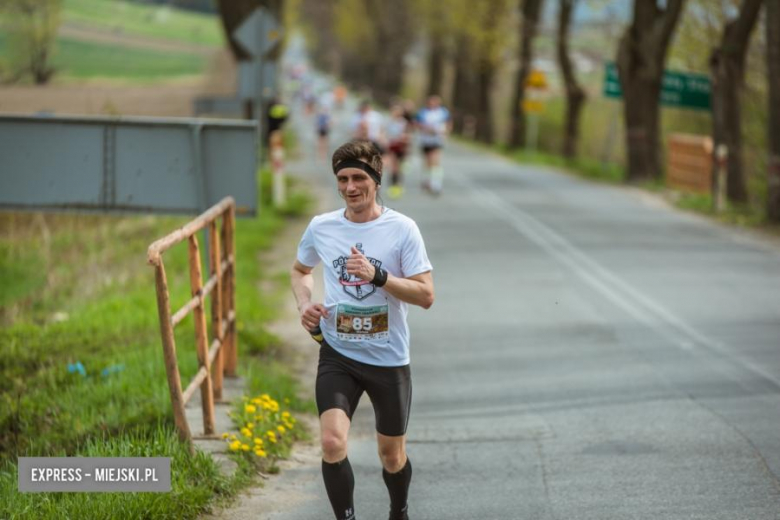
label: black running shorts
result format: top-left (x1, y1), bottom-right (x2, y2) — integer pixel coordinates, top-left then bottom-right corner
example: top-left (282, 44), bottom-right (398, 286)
top-left (316, 342), bottom-right (412, 437)
top-left (421, 143), bottom-right (442, 154)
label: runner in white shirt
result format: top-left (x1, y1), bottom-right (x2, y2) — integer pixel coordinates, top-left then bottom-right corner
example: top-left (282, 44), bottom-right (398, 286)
top-left (291, 139), bottom-right (434, 520)
top-left (351, 101), bottom-right (386, 154)
top-left (415, 95), bottom-right (451, 196)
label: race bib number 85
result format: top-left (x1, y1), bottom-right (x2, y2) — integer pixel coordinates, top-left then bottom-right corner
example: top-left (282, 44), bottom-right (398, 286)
top-left (336, 304), bottom-right (389, 341)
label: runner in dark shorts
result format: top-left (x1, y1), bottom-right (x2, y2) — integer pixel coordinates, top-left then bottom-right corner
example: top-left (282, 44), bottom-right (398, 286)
top-left (386, 103), bottom-right (412, 199)
top-left (291, 140), bottom-right (434, 520)
top-left (316, 342), bottom-right (412, 437)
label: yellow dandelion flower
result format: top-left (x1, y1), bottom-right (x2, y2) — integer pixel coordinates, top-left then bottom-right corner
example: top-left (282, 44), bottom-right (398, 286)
top-left (254, 437), bottom-right (264, 445)
top-left (222, 432), bottom-right (229, 439)
top-left (254, 449), bottom-right (267, 458)
top-left (247, 422), bottom-right (254, 429)
top-left (260, 393), bottom-right (270, 400)
top-left (245, 404), bottom-right (257, 414)
top-left (241, 443), bottom-right (250, 451)
top-left (229, 440), bottom-right (241, 451)
top-left (240, 428), bottom-right (252, 437)
top-left (277, 425), bottom-right (286, 434)
top-left (282, 411), bottom-right (291, 418)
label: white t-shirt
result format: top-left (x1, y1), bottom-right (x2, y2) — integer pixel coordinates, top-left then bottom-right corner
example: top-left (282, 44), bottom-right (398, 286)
top-left (297, 208), bottom-right (432, 366)
top-left (351, 110), bottom-right (384, 142)
top-left (416, 107), bottom-right (450, 147)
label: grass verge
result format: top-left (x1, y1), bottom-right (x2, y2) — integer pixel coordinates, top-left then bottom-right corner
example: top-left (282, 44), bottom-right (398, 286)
top-left (0, 166), bottom-right (314, 518)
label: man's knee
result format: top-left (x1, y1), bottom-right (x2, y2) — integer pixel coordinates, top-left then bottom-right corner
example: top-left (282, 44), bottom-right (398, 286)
top-left (378, 444), bottom-right (406, 472)
top-left (321, 430), bottom-right (348, 461)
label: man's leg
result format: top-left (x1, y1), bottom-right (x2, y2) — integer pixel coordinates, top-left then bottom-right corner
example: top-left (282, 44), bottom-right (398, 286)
top-left (321, 409), bottom-right (356, 520)
top-left (378, 433), bottom-right (412, 520)
top-left (428, 148), bottom-right (444, 194)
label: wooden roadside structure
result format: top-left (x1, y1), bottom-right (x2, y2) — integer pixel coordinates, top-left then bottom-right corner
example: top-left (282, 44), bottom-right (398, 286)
top-left (667, 133), bottom-right (713, 194)
top-left (147, 197), bottom-right (237, 443)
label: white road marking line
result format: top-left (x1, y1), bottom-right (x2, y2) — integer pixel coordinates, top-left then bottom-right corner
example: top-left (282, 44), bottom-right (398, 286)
top-left (452, 172), bottom-right (780, 388)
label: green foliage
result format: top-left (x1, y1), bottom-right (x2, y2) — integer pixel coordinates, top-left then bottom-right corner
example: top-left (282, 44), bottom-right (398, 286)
top-left (0, 166), bottom-right (314, 516)
top-left (0, 424), bottom-right (249, 520)
top-left (222, 392), bottom-right (305, 471)
top-left (333, 0), bottom-right (372, 54)
top-left (0, 0), bottom-right (62, 83)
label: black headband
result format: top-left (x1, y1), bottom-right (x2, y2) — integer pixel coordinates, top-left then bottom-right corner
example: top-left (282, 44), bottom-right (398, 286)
top-left (334, 159), bottom-right (381, 185)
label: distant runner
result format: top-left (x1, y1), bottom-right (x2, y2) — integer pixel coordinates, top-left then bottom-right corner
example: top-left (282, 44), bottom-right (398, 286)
top-left (352, 101), bottom-right (386, 155)
top-left (415, 96), bottom-right (450, 196)
top-left (386, 103), bottom-right (413, 199)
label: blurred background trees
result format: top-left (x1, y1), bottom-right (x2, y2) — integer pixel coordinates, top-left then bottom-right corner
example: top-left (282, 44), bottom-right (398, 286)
top-left (1, 0), bottom-right (775, 222)
top-left (0, 0), bottom-right (62, 84)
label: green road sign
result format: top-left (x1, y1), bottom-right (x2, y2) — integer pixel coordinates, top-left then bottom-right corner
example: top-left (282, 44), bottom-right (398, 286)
top-left (603, 62), bottom-right (711, 111)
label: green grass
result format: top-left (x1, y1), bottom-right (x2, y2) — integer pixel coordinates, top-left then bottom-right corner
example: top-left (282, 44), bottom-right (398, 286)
top-left (0, 32), bottom-right (207, 82)
top-left (0, 424), bottom-right (250, 520)
top-left (53, 36), bottom-right (207, 81)
top-left (62, 0), bottom-right (224, 47)
top-left (0, 164), bottom-right (314, 517)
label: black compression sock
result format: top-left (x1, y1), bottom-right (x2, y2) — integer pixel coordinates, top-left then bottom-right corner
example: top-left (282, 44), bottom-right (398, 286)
top-left (322, 457), bottom-right (356, 520)
top-left (382, 457), bottom-right (412, 519)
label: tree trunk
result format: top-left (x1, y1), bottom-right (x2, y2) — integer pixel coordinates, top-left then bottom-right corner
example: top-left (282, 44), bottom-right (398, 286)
top-left (509, 0), bottom-right (544, 148)
top-left (452, 35), bottom-right (475, 135)
top-left (616, 0), bottom-right (685, 183)
top-left (427, 33), bottom-right (446, 97)
top-left (709, 0), bottom-right (763, 204)
top-left (475, 58), bottom-right (494, 143)
top-left (364, 0), bottom-right (411, 105)
top-left (766, 0), bottom-right (780, 221)
top-left (557, 0), bottom-right (585, 159)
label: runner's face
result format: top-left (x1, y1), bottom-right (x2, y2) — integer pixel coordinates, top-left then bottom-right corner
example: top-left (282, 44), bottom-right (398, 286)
top-left (337, 169), bottom-right (377, 213)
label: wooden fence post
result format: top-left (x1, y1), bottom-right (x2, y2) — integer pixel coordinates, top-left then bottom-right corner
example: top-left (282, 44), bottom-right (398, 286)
top-left (209, 220), bottom-right (224, 401)
top-left (224, 206), bottom-right (238, 377)
top-left (188, 235), bottom-right (216, 436)
top-left (153, 258), bottom-right (191, 443)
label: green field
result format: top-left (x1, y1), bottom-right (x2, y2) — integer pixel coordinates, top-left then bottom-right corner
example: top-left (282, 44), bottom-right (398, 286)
top-left (63, 0), bottom-right (224, 47)
top-left (0, 0), bottom-right (223, 83)
top-left (0, 169), bottom-right (314, 518)
top-left (53, 36), bottom-right (207, 80)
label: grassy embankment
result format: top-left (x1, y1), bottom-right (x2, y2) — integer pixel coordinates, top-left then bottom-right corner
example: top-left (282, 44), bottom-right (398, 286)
top-left (0, 0), bottom-right (224, 83)
top-left (0, 163), bottom-right (314, 518)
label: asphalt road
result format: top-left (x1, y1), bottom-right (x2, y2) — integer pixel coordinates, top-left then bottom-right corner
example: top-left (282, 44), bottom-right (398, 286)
top-left (259, 98), bottom-right (780, 520)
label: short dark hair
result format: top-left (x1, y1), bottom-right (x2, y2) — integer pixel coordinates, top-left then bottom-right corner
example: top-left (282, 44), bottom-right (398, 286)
top-left (332, 139), bottom-right (383, 180)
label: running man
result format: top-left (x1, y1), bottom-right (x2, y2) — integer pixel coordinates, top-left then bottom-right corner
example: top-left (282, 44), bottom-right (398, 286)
top-left (415, 96), bottom-right (450, 196)
top-left (352, 100), bottom-right (386, 156)
top-left (386, 103), bottom-right (413, 199)
top-left (316, 101), bottom-right (332, 162)
top-left (291, 139), bottom-right (434, 520)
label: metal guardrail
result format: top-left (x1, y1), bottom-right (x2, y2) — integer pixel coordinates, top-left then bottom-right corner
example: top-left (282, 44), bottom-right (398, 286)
top-left (147, 197), bottom-right (237, 442)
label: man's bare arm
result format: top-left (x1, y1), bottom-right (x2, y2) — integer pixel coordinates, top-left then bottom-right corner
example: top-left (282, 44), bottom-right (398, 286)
top-left (345, 247), bottom-right (434, 309)
top-left (383, 271), bottom-right (434, 309)
top-left (290, 260), bottom-right (329, 331)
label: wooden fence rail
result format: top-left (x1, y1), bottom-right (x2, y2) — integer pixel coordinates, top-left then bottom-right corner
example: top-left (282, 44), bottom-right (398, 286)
top-left (147, 197), bottom-right (237, 442)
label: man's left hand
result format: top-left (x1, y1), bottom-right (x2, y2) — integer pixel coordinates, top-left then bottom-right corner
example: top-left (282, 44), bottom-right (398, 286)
top-left (346, 246), bottom-right (376, 281)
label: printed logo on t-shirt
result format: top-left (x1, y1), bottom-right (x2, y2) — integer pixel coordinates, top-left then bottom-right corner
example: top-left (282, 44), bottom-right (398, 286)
top-left (332, 242), bottom-right (383, 301)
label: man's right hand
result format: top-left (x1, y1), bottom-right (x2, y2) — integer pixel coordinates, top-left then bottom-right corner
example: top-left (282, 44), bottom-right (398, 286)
top-left (299, 302), bottom-right (329, 332)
